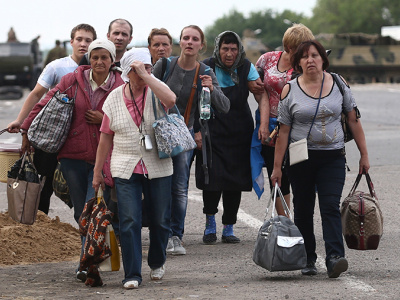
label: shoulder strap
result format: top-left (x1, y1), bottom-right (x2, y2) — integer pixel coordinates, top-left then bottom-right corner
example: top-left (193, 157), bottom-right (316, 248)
top-left (331, 72), bottom-right (344, 96)
top-left (160, 57), bottom-right (168, 81)
top-left (183, 62), bottom-right (200, 125)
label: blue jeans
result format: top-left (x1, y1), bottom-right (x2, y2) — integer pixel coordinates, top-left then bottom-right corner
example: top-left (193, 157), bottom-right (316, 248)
top-left (287, 149), bottom-right (346, 264)
top-left (60, 158), bottom-right (111, 271)
top-left (170, 141), bottom-right (194, 239)
top-left (115, 174), bottom-right (171, 285)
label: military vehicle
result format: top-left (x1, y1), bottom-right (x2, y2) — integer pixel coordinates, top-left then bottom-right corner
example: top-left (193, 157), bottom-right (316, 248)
top-left (318, 33), bottom-right (400, 84)
top-left (0, 39), bottom-right (42, 96)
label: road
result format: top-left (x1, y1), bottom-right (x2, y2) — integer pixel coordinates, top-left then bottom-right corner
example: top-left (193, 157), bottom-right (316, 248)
top-left (0, 85), bottom-right (400, 299)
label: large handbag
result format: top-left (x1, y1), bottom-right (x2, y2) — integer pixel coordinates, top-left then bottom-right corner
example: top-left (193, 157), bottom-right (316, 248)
top-left (79, 189), bottom-right (120, 272)
top-left (253, 183), bottom-right (307, 271)
top-left (7, 152), bottom-right (45, 225)
top-left (27, 84), bottom-right (76, 153)
top-left (152, 93), bottom-right (196, 159)
top-left (341, 173), bottom-right (383, 250)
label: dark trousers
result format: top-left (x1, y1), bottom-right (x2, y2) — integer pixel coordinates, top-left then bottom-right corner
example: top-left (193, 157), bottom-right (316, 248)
top-left (202, 190), bottom-right (241, 225)
top-left (33, 148), bottom-right (58, 214)
top-left (261, 145), bottom-right (291, 195)
top-left (287, 149), bottom-right (346, 263)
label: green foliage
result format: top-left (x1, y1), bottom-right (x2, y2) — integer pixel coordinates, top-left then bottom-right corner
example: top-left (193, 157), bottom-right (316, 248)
top-left (204, 9), bottom-right (307, 50)
top-left (308, 0), bottom-right (396, 34)
top-left (204, 2), bottom-right (400, 50)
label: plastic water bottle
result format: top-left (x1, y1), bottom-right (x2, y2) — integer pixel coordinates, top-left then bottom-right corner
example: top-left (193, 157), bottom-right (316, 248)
top-left (200, 87), bottom-right (211, 120)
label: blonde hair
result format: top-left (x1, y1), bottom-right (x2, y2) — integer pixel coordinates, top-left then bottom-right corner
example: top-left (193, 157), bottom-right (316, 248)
top-left (282, 24), bottom-right (314, 53)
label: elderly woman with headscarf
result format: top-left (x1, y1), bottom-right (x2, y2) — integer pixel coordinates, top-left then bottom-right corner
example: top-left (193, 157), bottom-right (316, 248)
top-left (196, 31), bottom-right (268, 244)
top-left (92, 48), bottom-right (176, 289)
top-left (21, 39), bottom-right (124, 283)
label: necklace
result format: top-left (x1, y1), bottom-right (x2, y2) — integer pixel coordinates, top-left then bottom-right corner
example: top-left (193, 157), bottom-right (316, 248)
top-left (302, 74), bottom-right (324, 97)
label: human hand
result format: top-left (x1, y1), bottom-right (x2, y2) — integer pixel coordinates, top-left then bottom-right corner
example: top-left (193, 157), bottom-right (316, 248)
top-left (92, 171), bottom-right (105, 194)
top-left (7, 120), bottom-right (21, 133)
top-left (270, 168), bottom-right (282, 188)
top-left (130, 61), bottom-right (151, 79)
top-left (258, 123), bottom-right (269, 145)
top-left (21, 133), bottom-right (32, 154)
top-left (199, 75), bottom-right (213, 92)
top-left (359, 154), bottom-right (370, 174)
top-left (194, 131), bottom-right (202, 149)
top-left (248, 80), bottom-right (264, 95)
top-left (85, 110), bottom-right (103, 124)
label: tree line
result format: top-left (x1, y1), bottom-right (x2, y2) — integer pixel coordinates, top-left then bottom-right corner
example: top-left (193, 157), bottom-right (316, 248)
top-left (204, 0), bottom-right (400, 50)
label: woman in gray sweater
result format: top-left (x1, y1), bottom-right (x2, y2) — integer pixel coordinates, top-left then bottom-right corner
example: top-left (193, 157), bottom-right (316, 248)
top-left (152, 25), bottom-right (230, 255)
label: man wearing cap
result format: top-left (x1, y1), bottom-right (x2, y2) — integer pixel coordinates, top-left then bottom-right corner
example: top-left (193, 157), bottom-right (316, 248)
top-left (7, 24), bottom-right (97, 215)
top-left (21, 38), bottom-right (124, 284)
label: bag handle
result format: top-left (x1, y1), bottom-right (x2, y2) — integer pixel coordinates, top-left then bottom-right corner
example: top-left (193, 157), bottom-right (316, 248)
top-left (12, 151), bottom-right (39, 185)
top-left (0, 128), bottom-right (9, 135)
top-left (183, 62), bottom-right (200, 126)
top-left (152, 93), bottom-right (182, 123)
top-left (264, 182), bottom-right (292, 220)
top-left (348, 172), bottom-right (377, 200)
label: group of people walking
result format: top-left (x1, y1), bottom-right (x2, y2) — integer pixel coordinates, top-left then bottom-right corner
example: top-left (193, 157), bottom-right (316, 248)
top-left (7, 20), bottom-right (369, 289)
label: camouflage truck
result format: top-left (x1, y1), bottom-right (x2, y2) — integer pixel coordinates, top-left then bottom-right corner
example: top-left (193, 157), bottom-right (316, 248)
top-left (318, 33), bottom-right (400, 84)
top-left (0, 39), bottom-right (42, 92)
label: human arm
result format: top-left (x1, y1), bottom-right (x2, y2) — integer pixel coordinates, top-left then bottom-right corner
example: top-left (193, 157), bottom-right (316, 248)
top-left (253, 78), bottom-right (270, 144)
top-left (132, 61), bottom-right (176, 109)
top-left (347, 109), bottom-right (370, 174)
top-left (270, 123), bottom-right (290, 187)
top-left (7, 83), bottom-right (48, 132)
top-left (93, 132), bottom-right (113, 193)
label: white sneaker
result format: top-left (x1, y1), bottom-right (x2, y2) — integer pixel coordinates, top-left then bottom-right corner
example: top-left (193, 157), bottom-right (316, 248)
top-left (171, 236), bottom-right (186, 255)
top-left (150, 265), bottom-right (165, 280)
top-left (166, 237), bottom-right (174, 254)
top-left (123, 280), bottom-right (139, 289)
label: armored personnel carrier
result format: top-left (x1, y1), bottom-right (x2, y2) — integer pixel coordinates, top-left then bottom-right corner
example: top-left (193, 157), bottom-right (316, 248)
top-left (318, 33), bottom-right (400, 84)
top-left (0, 39), bottom-right (42, 94)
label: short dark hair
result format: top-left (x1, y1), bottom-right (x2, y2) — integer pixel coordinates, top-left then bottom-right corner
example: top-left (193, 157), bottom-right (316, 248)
top-left (291, 40), bottom-right (329, 73)
top-left (148, 28), bottom-right (172, 46)
top-left (70, 24), bottom-right (97, 40)
top-left (108, 19), bottom-right (133, 36)
top-left (219, 32), bottom-right (239, 48)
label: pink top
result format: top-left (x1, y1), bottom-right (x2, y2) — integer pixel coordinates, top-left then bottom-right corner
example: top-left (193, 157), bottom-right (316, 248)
top-left (101, 83), bottom-right (148, 174)
top-left (256, 51), bottom-right (294, 118)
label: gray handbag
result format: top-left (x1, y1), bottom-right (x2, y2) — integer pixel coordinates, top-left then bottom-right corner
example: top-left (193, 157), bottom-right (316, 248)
top-left (253, 183), bottom-right (307, 271)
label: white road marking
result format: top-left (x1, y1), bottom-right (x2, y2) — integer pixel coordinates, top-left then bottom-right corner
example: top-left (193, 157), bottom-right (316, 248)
top-left (190, 193), bottom-right (377, 294)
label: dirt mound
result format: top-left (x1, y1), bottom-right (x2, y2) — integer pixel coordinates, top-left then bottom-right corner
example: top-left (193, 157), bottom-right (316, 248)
top-left (0, 211), bottom-right (81, 266)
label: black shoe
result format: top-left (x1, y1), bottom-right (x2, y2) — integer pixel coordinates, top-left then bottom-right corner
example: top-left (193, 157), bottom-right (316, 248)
top-left (327, 256), bottom-right (348, 278)
top-left (221, 235), bottom-right (240, 243)
top-left (203, 232), bottom-right (217, 244)
top-left (301, 261), bottom-right (317, 276)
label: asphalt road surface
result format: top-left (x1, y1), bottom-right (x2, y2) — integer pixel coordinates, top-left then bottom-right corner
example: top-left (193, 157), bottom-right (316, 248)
top-left (0, 84), bottom-right (399, 299)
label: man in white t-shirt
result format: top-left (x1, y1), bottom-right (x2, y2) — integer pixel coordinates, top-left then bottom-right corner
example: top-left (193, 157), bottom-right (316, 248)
top-left (7, 23), bottom-right (97, 215)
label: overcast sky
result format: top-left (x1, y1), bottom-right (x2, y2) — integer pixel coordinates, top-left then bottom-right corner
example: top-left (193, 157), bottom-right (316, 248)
top-left (1, 0), bottom-right (316, 49)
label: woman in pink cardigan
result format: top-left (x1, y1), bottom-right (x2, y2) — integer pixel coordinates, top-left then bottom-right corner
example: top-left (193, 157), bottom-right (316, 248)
top-left (21, 39), bottom-right (124, 283)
